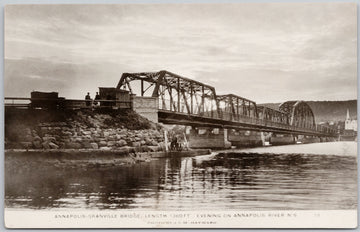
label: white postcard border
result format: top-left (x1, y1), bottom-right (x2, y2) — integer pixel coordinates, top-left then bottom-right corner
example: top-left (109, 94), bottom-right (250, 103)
top-left (1, 0), bottom-right (359, 231)
top-left (4, 209), bottom-right (358, 229)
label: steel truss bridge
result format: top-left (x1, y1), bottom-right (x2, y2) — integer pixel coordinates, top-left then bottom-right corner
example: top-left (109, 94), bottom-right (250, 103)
top-left (117, 70), bottom-right (336, 137)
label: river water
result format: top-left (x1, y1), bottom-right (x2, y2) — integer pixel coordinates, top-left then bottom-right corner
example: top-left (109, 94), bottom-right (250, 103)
top-left (5, 142), bottom-right (358, 210)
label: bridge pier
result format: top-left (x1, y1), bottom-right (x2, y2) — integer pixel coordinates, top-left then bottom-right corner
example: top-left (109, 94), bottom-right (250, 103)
top-left (228, 129), bottom-right (265, 148)
top-left (298, 135), bottom-right (321, 144)
top-left (270, 134), bottom-right (296, 146)
top-left (187, 127), bottom-right (231, 149)
top-left (320, 137), bottom-right (327, 142)
top-left (326, 137), bottom-right (337, 142)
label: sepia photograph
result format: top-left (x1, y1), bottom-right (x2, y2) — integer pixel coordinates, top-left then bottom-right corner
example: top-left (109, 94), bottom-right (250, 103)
top-left (3, 2), bottom-right (358, 228)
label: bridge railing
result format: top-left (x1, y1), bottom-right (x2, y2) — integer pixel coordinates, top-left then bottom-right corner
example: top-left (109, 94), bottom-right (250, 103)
top-left (5, 97), bottom-right (132, 110)
top-left (4, 97), bottom-right (31, 108)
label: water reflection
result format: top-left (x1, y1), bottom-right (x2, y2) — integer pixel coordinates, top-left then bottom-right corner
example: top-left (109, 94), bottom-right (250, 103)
top-left (5, 152), bottom-right (357, 210)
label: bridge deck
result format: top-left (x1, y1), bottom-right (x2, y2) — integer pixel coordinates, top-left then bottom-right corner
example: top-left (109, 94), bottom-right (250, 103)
top-left (158, 110), bottom-right (331, 137)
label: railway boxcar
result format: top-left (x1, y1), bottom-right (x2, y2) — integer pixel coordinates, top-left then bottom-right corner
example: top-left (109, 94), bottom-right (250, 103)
top-left (30, 91), bottom-right (65, 110)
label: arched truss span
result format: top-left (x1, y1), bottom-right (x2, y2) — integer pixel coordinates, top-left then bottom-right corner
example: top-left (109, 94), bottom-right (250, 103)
top-left (279, 101), bottom-right (315, 129)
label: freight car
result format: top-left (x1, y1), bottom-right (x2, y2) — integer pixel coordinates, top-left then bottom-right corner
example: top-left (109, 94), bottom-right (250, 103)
top-left (30, 91), bottom-right (65, 109)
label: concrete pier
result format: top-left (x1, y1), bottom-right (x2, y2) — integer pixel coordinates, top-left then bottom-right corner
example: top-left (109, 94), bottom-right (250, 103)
top-left (188, 127), bottom-right (327, 149)
top-left (299, 136), bottom-right (321, 144)
top-left (270, 134), bottom-right (296, 146)
top-left (228, 130), bottom-right (264, 147)
top-left (188, 127), bottom-right (231, 149)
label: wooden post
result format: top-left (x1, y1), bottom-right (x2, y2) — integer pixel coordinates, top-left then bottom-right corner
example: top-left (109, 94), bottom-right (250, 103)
top-left (164, 130), bottom-right (169, 152)
top-left (183, 132), bottom-right (189, 149)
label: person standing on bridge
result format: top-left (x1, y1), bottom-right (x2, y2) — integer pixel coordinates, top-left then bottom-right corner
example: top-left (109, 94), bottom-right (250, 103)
top-left (94, 92), bottom-right (100, 107)
top-left (85, 92), bottom-right (92, 107)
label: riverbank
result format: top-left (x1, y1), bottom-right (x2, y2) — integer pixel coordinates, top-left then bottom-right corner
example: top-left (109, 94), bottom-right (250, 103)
top-left (5, 108), bottom-right (166, 152)
top-left (223, 141), bottom-right (357, 157)
top-left (5, 148), bottom-right (211, 168)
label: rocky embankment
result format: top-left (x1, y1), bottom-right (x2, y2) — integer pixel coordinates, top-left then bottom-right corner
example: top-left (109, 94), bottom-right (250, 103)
top-left (5, 108), bottom-right (165, 153)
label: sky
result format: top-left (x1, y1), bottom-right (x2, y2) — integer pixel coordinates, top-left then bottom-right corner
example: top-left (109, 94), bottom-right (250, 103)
top-left (4, 3), bottom-right (357, 103)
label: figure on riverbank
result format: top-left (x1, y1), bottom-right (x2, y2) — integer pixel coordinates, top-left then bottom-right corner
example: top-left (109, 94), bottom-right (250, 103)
top-left (170, 136), bottom-right (182, 151)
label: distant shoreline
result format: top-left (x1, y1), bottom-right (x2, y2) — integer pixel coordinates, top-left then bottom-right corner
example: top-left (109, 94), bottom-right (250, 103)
top-left (222, 141), bottom-right (357, 157)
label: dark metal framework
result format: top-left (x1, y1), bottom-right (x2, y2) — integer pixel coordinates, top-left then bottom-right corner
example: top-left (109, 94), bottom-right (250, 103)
top-left (117, 70), bottom-right (336, 136)
top-left (217, 94), bottom-right (258, 121)
top-left (257, 106), bottom-right (289, 124)
top-left (117, 70), bottom-right (220, 118)
top-left (279, 101), bottom-right (315, 129)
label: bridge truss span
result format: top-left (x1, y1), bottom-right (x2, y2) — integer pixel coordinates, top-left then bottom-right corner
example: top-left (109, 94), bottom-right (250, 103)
top-left (117, 70), bottom-right (221, 118)
top-left (117, 70), bottom-right (337, 137)
top-left (217, 94), bottom-right (258, 121)
top-left (279, 101), bottom-right (316, 130)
